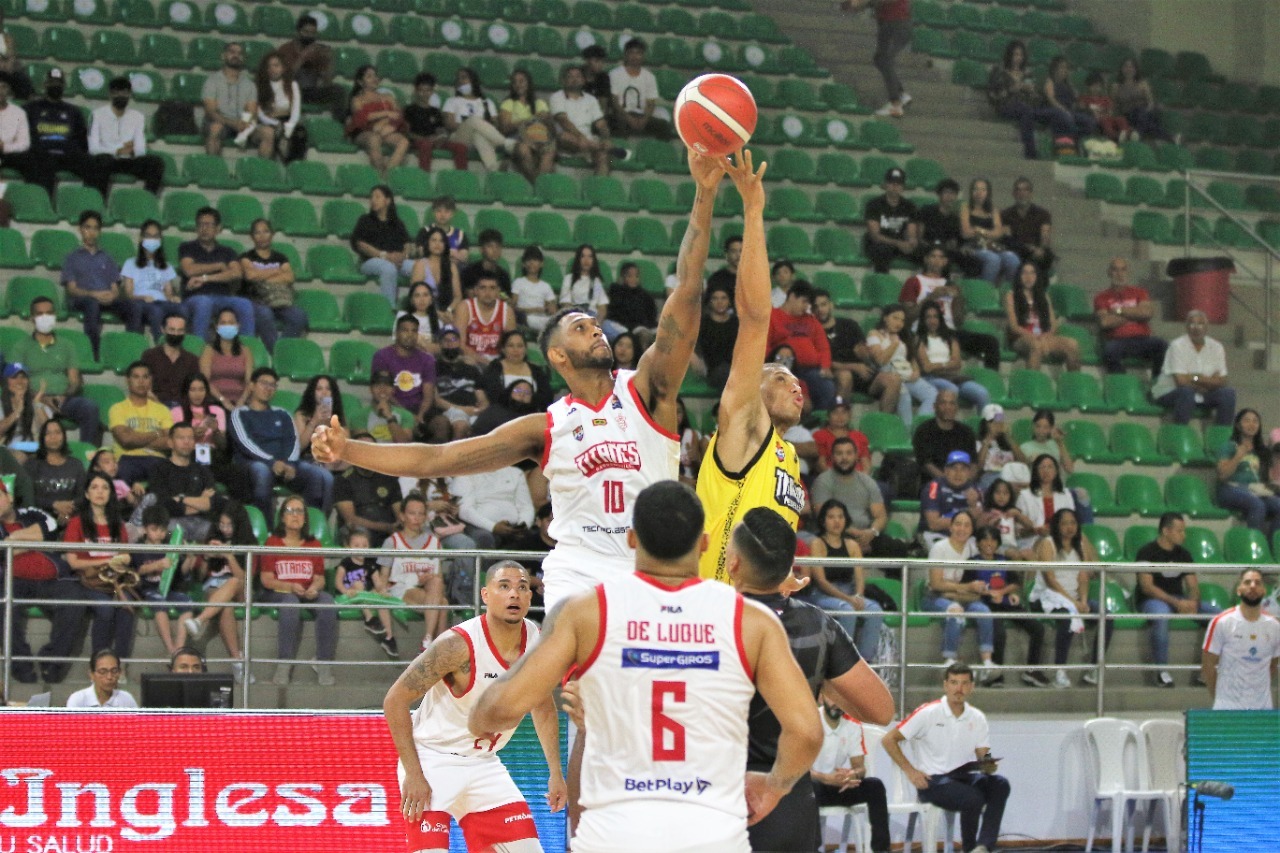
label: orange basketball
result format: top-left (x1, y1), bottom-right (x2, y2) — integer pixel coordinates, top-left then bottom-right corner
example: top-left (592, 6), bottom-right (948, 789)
top-left (673, 73), bottom-right (757, 157)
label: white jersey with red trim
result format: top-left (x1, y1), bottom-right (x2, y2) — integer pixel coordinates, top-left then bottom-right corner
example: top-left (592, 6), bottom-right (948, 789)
top-left (411, 614), bottom-right (539, 758)
top-left (465, 298), bottom-right (507, 358)
top-left (542, 369), bottom-right (679, 564)
top-left (1202, 606), bottom-right (1280, 710)
top-left (575, 573), bottom-right (755, 819)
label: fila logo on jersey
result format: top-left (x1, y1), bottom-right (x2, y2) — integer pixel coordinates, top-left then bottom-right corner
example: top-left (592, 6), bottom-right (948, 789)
top-left (484, 672), bottom-right (499, 678)
top-left (624, 777), bottom-right (713, 795)
top-left (774, 468), bottom-right (805, 513)
top-left (574, 441), bottom-right (642, 477)
top-left (660, 605), bottom-right (683, 614)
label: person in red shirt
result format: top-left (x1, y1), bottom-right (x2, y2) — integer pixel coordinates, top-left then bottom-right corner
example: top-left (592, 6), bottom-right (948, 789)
top-left (259, 494), bottom-right (338, 687)
top-left (813, 400), bottom-right (872, 474)
top-left (1092, 257), bottom-right (1167, 375)
top-left (768, 281), bottom-right (836, 410)
top-left (63, 472), bottom-right (136, 665)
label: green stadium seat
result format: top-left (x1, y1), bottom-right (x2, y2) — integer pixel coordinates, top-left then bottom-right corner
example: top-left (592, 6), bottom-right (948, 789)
top-left (860, 121), bottom-right (914, 154)
top-left (473, 209), bottom-right (523, 247)
top-left (216, 194), bottom-right (265, 234)
top-left (335, 164), bottom-right (381, 198)
top-left (332, 45), bottom-right (373, 80)
top-left (1085, 579), bottom-right (1145, 630)
top-left (321, 200), bottom-right (365, 239)
top-left (766, 226), bottom-right (821, 264)
top-left (329, 339), bottom-right (379, 384)
top-left (434, 169), bottom-right (490, 204)
top-left (471, 55), bottom-right (513, 89)
top-left (1164, 473), bottom-right (1231, 520)
top-left (1007, 369), bottom-right (1062, 410)
top-left (100, 331), bottom-right (149, 375)
top-left (161, 191), bottom-right (208, 230)
top-left (821, 83), bottom-right (864, 113)
top-left (251, 5), bottom-right (297, 37)
top-left (1067, 472), bottom-right (1123, 517)
top-left (524, 211), bottom-right (574, 251)
top-left (306, 245), bottom-right (366, 284)
top-left (388, 14), bottom-right (433, 46)
top-left (0, 228), bottom-right (34, 269)
top-left (92, 30), bottom-right (137, 64)
top-left (288, 161), bottom-right (342, 196)
top-left (1055, 324), bottom-right (1100, 366)
top-left (108, 188), bottom-right (161, 229)
top-left (340, 291), bottom-right (396, 336)
top-left (309, 118), bottom-right (358, 154)
top-left (581, 176), bottom-right (639, 213)
top-left (635, 139), bottom-right (684, 174)
top-left (1156, 424), bottom-right (1211, 467)
top-left (573, 214), bottom-right (626, 253)
top-left (1172, 214), bottom-right (1215, 248)
top-left (8, 184), bottom-right (58, 224)
top-left (613, 4), bottom-right (655, 31)
top-left (1085, 172), bottom-right (1125, 203)
top-left (1203, 425), bottom-right (1233, 461)
top-left (79, 384), bottom-right (125, 422)
top-left (966, 367), bottom-right (1011, 408)
top-left (483, 173), bottom-right (535, 207)
top-left (860, 273), bottom-right (901, 308)
top-left (813, 228), bottom-right (863, 265)
top-left (534, 173), bottom-right (588, 210)
top-left (1130, 211), bottom-right (1174, 244)
top-left (1123, 524), bottom-right (1158, 561)
top-left (1183, 527), bottom-right (1221, 564)
top-left (182, 154), bottom-right (237, 190)
top-left (770, 188), bottom-right (824, 224)
top-left (1045, 283), bottom-right (1092, 322)
top-left (237, 157), bottom-right (290, 193)
top-left (184, 35), bottom-right (224, 71)
top-left (1115, 474), bottom-right (1167, 517)
top-left (1244, 184), bottom-right (1280, 213)
top-left (814, 191), bottom-right (862, 227)
top-left (60, 328), bottom-right (103, 374)
top-left (1057, 372), bottom-right (1116, 413)
top-left (1083, 524), bottom-right (1122, 562)
top-left (55, 185), bottom-right (105, 225)
top-left (770, 150), bottom-right (821, 185)
top-left (1110, 422), bottom-right (1172, 465)
top-left (1122, 175), bottom-right (1167, 207)
top-left (31, 229), bottom-right (80, 269)
top-left (40, 26), bottom-right (91, 63)
top-left (1063, 420), bottom-right (1123, 464)
top-left (621, 217), bottom-right (670, 255)
top-left (268, 198), bottom-right (325, 238)
top-left (342, 12), bottom-right (390, 44)
top-left (273, 338), bottom-right (326, 381)
top-left (386, 167), bottom-right (432, 203)
top-left (99, 233), bottom-right (135, 266)
top-left (958, 279), bottom-right (1002, 316)
top-left (860, 411), bottom-right (912, 453)
top-left (949, 59), bottom-right (987, 88)
top-left (7, 277), bottom-right (65, 319)
top-left (160, 0), bottom-right (202, 29)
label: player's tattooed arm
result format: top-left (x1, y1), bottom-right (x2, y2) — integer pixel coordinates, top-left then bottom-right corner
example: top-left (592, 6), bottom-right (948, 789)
top-left (400, 631), bottom-right (471, 697)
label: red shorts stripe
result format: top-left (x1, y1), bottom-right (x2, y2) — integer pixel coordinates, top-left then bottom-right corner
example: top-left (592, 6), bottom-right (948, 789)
top-left (405, 810), bottom-right (451, 853)
top-left (459, 800), bottom-right (540, 851)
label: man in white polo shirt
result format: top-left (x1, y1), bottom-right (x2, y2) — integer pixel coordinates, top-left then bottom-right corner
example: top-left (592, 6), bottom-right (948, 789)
top-left (883, 663), bottom-right (1008, 853)
top-left (548, 64), bottom-right (614, 176)
top-left (1202, 568), bottom-right (1280, 710)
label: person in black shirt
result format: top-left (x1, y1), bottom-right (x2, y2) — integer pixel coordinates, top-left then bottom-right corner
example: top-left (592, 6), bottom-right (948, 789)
top-left (147, 423), bottom-right (218, 542)
top-left (332, 448), bottom-right (403, 547)
top-left (1135, 511), bottom-right (1219, 687)
top-left (916, 178), bottom-right (982, 278)
top-left (862, 167), bottom-right (918, 273)
top-left (726, 507), bottom-right (894, 853)
top-left (704, 235), bottom-right (742, 303)
top-left (458, 228), bottom-right (513, 297)
top-left (605, 261), bottom-right (659, 348)
top-left (436, 327), bottom-right (490, 437)
top-left (812, 287), bottom-right (902, 413)
top-left (580, 45), bottom-right (615, 125)
top-left (404, 72), bottom-right (468, 171)
top-left (21, 68), bottom-right (109, 198)
top-left (912, 389), bottom-right (978, 486)
top-left (239, 219), bottom-right (308, 353)
top-left (695, 281), bottom-right (738, 389)
top-left (351, 185), bottom-right (414, 305)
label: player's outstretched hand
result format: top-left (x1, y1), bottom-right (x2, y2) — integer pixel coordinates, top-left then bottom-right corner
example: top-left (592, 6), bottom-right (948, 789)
top-left (717, 148), bottom-right (767, 213)
top-left (688, 148), bottom-right (728, 193)
top-left (546, 773), bottom-right (568, 813)
top-left (400, 772), bottom-right (434, 822)
top-left (744, 771), bottom-right (786, 826)
top-left (559, 678), bottom-right (585, 729)
top-left (311, 415), bottom-right (347, 464)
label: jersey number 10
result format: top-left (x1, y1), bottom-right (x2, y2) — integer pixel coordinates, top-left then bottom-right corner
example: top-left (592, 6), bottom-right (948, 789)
top-left (651, 681), bottom-right (686, 761)
top-left (603, 480), bottom-right (625, 514)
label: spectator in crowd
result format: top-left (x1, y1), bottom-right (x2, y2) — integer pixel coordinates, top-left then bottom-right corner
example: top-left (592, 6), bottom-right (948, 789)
top-left (1094, 257), bottom-right (1166, 375)
top-left (884, 663), bottom-right (1010, 853)
top-left (900, 245), bottom-right (1001, 372)
top-left (1201, 568), bottom-right (1280, 711)
top-left (676, 397), bottom-right (705, 485)
top-left (869, 303), bottom-right (936, 428)
top-left (916, 179), bottom-right (981, 278)
top-left (452, 465), bottom-right (536, 548)
top-left (1019, 409), bottom-right (1073, 475)
top-left (812, 402), bottom-right (870, 474)
top-left (1015, 453), bottom-right (1076, 547)
top-left (481, 329), bottom-right (549, 414)
top-left (1004, 262), bottom-right (1080, 371)
top-left (812, 438), bottom-right (912, 562)
top-left (1153, 310), bottom-right (1236, 425)
top-left (498, 68), bottom-right (555, 184)
top-left (919, 450), bottom-right (984, 551)
top-left (63, 210), bottom-right (144, 358)
top-left (260, 495), bottom-right (337, 686)
top-left (404, 72), bottom-right (467, 172)
top-left (12, 297), bottom-right (101, 444)
top-left (230, 367), bottom-right (333, 520)
top-left (1216, 408), bottom-right (1280, 536)
top-left (366, 370), bottom-right (413, 443)
top-left (63, 472), bottom-right (136, 664)
top-left (442, 67), bottom-right (511, 173)
top-left (607, 38), bottom-right (672, 138)
top-left (913, 385), bottom-right (979, 479)
top-left (987, 41), bottom-right (1072, 161)
top-left (863, 167), bottom-right (919, 273)
top-left (983, 480), bottom-right (1034, 563)
top-left (379, 492), bottom-right (447, 649)
top-left (149, 422), bottom-right (216, 541)
top-left (1043, 56), bottom-right (1098, 149)
top-left (22, 68), bottom-right (108, 197)
top-left (960, 178), bottom-right (1020, 286)
top-left (975, 406), bottom-right (1028, 493)
top-left (1136, 511), bottom-right (1219, 688)
top-left (695, 281), bottom-right (737, 390)
top-left (607, 262), bottom-right (659, 348)
top-left (768, 281), bottom-right (837, 411)
top-left (26, 420), bottom-right (85, 527)
top-left (549, 64), bottom-right (614, 176)
top-left (925, 511), bottom-right (997, 675)
top-left (0, 10), bottom-right (33, 99)
top-left (123, 222), bottom-right (183, 344)
top-left (169, 648), bottom-right (205, 673)
top-left (839, 0), bottom-right (912, 117)
top-left (88, 77), bottom-right (164, 194)
top-left (560, 244), bottom-right (620, 337)
top-left (0, 363), bottom-right (49, 458)
top-left (454, 272), bottom-right (517, 366)
top-left (1030, 508), bottom-right (1105, 688)
top-left (470, 377), bottom-right (537, 439)
top-left (252, 52), bottom-right (303, 162)
top-left (427, 194), bottom-right (469, 265)
top-left (352, 185), bottom-right (413, 304)
top-left (969, 526), bottom-right (1047, 686)
top-left (89, 449), bottom-right (139, 513)
top-left (812, 690), bottom-right (891, 853)
top-left (409, 228), bottom-right (458, 315)
top-left (580, 44), bottom-right (615, 124)
top-left (293, 375), bottom-right (344, 460)
top-left (66, 649), bottom-right (137, 709)
top-left (199, 307), bottom-right (254, 411)
top-left (802, 498), bottom-right (884, 656)
top-left (815, 289), bottom-right (902, 414)
top-left (1113, 58), bottom-right (1173, 143)
top-left (277, 14), bottom-right (344, 119)
top-left (706, 236), bottom-right (742, 301)
top-left (0, 445), bottom-right (34, 508)
top-left (179, 207), bottom-right (255, 338)
top-left (1001, 177), bottom-right (1055, 274)
top-left (914, 301), bottom-right (991, 410)
top-left (511, 246), bottom-right (557, 334)
top-left (436, 327), bottom-right (491, 438)
top-left (612, 332), bottom-right (640, 372)
top-left (0, 75), bottom-right (33, 184)
top-left (371, 315), bottom-right (449, 443)
top-left (459, 228), bottom-right (512, 298)
top-left (108, 361), bottom-right (172, 485)
top-left (240, 219), bottom-right (307, 353)
top-left (180, 501), bottom-right (253, 679)
top-left (201, 42), bottom-right (258, 156)
top-left (0, 476), bottom-right (79, 684)
top-left (131, 504), bottom-right (195, 656)
top-left (171, 373), bottom-right (230, 477)
top-left (1078, 71), bottom-right (1130, 142)
top-left (769, 259), bottom-right (797, 308)
top-left (333, 526), bottom-right (399, 657)
top-left (347, 66), bottom-right (409, 177)
top-left (333, 439), bottom-right (403, 548)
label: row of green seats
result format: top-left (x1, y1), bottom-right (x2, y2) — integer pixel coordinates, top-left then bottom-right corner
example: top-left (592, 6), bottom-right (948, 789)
top-left (1088, 520), bottom-right (1271, 567)
top-left (913, 1), bottom-right (1096, 39)
top-left (1087, 173), bottom-right (1280, 215)
top-left (1131, 211), bottom-right (1275, 252)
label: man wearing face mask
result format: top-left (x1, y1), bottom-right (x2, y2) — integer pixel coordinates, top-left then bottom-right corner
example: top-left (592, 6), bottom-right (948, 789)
top-left (10, 296), bottom-right (102, 445)
top-left (432, 326), bottom-right (488, 440)
top-left (276, 14), bottom-right (344, 120)
top-left (21, 67), bottom-right (109, 198)
top-left (811, 690), bottom-right (891, 853)
top-left (201, 42), bottom-right (258, 156)
top-left (141, 314), bottom-right (201, 407)
top-left (88, 77), bottom-right (165, 196)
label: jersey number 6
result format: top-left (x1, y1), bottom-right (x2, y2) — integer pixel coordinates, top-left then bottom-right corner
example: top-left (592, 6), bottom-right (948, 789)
top-left (651, 681), bottom-right (686, 761)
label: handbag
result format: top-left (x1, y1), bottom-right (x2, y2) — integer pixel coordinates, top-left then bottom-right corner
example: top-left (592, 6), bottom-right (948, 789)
top-left (81, 554), bottom-right (141, 600)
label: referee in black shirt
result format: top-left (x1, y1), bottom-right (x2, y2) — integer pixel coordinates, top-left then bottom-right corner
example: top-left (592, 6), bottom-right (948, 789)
top-left (726, 508), bottom-right (895, 852)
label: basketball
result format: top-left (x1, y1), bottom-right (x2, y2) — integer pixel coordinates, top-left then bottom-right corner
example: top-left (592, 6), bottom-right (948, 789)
top-left (673, 73), bottom-right (757, 157)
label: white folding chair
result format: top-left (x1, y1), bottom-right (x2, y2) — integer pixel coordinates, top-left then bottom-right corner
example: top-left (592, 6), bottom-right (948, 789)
top-left (1084, 718), bottom-right (1168, 853)
top-left (1139, 719), bottom-right (1184, 853)
top-left (864, 723), bottom-right (950, 853)
top-left (819, 803), bottom-right (870, 853)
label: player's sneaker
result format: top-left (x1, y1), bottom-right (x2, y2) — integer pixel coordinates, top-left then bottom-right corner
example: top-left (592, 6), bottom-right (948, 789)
top-left (1081, 668), bottom-right (1099, 686)
top-left (272, 664), bottom-right (292, 685)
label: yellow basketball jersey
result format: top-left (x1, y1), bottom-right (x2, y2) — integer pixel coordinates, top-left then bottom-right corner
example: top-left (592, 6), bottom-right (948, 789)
top-left (696, 427), bottom-right (804, 583)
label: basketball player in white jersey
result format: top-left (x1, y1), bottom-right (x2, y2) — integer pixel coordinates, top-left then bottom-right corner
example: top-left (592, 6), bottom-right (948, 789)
top-left (470, 481), bottom-right (823, 853)
top-left (314, 149), bottom-right (744, 611)
top-left (384, 561), bottom-right (566, 853)
top-left (1201, 568), bottom-right (1280, 710)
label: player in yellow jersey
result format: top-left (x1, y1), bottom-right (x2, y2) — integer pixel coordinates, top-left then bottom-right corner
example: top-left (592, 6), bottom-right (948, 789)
top-left (697, 150), bottom-right (807, 583)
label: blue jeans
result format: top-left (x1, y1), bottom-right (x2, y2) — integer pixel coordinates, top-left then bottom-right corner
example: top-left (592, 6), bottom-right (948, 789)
top-left (1141, 597), bottom-right (1221, 664)
top-left (83, 586), bottom-right (136, 660)
top-left (1216, 483), bottom-right (1280, 536)
top-left (242, 459), bottom-right (334, 523)
top-left (69, 295), bottom-right (145, 357)
top-left (360, 257), bottom-right (417, 304)
top-left (184, 294), bottom-right (256, 339)
top-left (1156, 385), bottom-right (1236, 425)
top-left (810, 590), bottom-right (884, 657)
top-left (896, 376), bottom-right (938, 427)
top-left (972, 248), bottom-right (1021, 285)
top-left (925, 376), bottom-right (990, 410)
top-left (1102, 335), bottom-right (1167, 375)
top-left (923, 594), bottom-right (994, 658)
top-left (253, 304), bottom-right (309, 353)
top-left (259, 589), bottom-right (338, 661)
top-left (794, 366), bottom-right (837, 411)
top-left (998, 101), bottom-right (1075, 158)
top-left (60, 394), bottom-right (102, 445)
top-left (139, 300), bottom-right (184, 342)
top-left (116, 454), bottom-right (162, 486)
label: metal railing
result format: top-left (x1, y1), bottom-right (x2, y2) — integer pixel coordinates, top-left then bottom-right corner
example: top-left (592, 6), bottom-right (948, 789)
top-left (1, 541), bottom-right (1258, 715)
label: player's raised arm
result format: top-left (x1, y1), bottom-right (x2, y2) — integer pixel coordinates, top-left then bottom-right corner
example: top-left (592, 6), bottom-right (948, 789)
top-left (384, 631), bottom-right (472, 822)
top-left (633, 151), bottom-right (723, 423)
top-left (312, 412), bottom-right (545, 480)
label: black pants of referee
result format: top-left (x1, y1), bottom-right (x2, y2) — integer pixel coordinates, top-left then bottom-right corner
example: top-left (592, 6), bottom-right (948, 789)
top-left (747, 769), bottom-right (818, 853)
top-left (814, 777), bottom-right (891, 853)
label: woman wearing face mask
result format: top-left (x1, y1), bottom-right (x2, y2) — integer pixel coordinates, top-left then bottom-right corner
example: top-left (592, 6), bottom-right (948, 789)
top-left (199, 308), bottom-right (254, 411)
top-left (442, 67), bottom-right (511, 173)
top-left (120, 220), bottom-right (182, 342)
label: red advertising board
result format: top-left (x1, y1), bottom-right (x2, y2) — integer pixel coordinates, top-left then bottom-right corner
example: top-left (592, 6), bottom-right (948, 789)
top-left (0, 711), bottom-right (403, 852)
